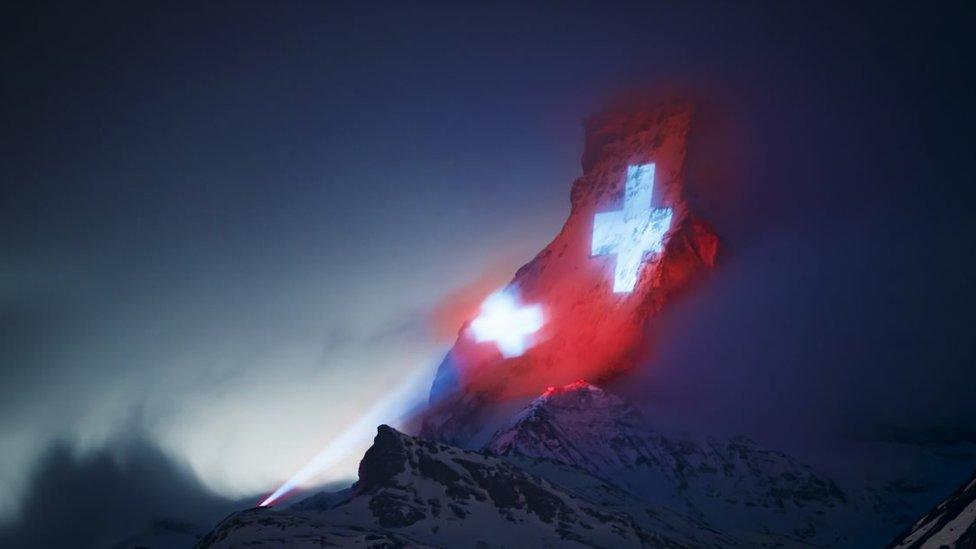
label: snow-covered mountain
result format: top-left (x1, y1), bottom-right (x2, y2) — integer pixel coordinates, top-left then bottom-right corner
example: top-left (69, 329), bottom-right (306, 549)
top-left (888, 469), bottom-right (976, 548)
top-left (483, 380), bottom-right (854, 545)
top-left (198, 424), bottom-right (741, 548)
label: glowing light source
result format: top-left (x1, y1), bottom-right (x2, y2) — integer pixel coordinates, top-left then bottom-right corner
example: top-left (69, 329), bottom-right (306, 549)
top-left (470, 288), bottom-right (543, 358)
top-left (591, 163), bottom-right (673, 293)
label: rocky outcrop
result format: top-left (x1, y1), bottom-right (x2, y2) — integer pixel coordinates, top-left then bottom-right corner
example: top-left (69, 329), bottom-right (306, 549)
top-left (421, 98), bottom-right (719, 447)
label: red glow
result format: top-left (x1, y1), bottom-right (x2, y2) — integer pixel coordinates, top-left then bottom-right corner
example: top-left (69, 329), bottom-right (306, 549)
top-left (426, 100), bottom-right (720, 407)
top-left (429, 266), bottom-right (518, 343)
top-left (541, 379), bottom-right (591, 398)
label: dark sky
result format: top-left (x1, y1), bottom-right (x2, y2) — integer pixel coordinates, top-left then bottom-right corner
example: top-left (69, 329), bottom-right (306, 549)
top-left (1, 2), bottom-right (973, 546)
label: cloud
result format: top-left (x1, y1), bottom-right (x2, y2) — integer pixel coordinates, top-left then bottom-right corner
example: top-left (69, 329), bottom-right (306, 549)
top-left (0, 437), bottom-right (249, 549)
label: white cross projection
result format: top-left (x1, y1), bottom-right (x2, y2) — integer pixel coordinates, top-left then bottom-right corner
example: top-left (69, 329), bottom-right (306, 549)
top-left (470, 288), bottom-right (543, 358)
top-left (591, 163), bottom-right (673, 293)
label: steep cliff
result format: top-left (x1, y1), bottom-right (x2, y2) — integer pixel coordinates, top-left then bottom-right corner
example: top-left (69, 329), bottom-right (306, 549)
top-left (421, 98), bottom-right (719, 446)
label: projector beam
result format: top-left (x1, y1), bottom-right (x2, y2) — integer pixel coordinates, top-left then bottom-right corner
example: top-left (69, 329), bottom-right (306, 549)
top-left (259, 361), bottom-right (436, 507)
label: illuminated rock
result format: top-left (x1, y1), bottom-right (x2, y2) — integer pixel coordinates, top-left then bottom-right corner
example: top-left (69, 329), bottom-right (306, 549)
top-left (592, 163), bottom-right (673, 293)
top-left (483, 380), bottom-right (850, 546)
top-left (469, 288), bottom-right (543, 358)
top-left (421, 98), bottom-right (720, 446)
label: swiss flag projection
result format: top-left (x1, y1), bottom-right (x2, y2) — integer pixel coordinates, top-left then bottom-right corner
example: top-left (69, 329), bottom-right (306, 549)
top-left (421, 98), bottom-right (720, 446)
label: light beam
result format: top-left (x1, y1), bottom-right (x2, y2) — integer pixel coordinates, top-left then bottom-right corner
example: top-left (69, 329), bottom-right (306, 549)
top-left (258, 360), bottom-right (436, 507)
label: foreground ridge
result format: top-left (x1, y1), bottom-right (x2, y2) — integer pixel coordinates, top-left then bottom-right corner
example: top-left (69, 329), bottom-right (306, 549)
top-left (199, 423), bottom-right (737, 548)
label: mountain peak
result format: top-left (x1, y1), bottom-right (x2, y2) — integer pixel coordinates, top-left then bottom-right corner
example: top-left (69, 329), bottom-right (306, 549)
top-left (355, 425), bottom-right (408, 494)
top-left (420, 98), bottom-right (720, 446)
top-left (540, 379), bottom-right (600, 398)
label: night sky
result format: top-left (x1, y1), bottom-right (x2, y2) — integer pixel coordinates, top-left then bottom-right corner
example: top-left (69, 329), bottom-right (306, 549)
top-left (1, 2), bottom-right (973, 546)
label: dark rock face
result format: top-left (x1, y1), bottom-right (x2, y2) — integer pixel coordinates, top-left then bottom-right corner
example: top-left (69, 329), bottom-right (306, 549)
top-left (356, 425), bottom-right (407, 494)
top-left (889, 469), bottom-right (976, 549)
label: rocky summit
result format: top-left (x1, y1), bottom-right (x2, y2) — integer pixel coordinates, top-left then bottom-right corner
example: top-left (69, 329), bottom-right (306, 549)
top-left (421, 98), bottom-right (720, 447)
top-left (195, 98), bottom-right (969, 548)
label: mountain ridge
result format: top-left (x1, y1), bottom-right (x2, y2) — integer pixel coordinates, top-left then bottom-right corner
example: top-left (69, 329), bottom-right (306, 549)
top-left (482, 381), bottom-right (854, 545)
top-left (198, 421), bottom-right (741, 548)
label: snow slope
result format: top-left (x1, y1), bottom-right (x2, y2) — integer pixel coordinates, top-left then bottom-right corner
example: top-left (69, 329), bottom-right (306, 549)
top-left (889, 469), bottom-right (976, 549)
top-left (421, 98), bottom-right (720, 447)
